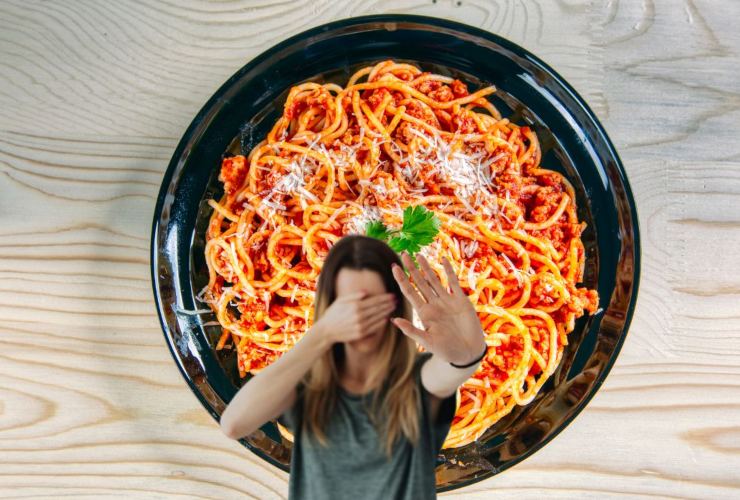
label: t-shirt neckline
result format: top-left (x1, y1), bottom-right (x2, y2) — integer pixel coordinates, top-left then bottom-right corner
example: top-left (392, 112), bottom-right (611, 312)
top-left (338, 384), bottom-right (374, 400)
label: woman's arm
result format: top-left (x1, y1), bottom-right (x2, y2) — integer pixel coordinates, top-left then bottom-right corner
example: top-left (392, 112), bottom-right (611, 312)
top-left (219, 289), bottom-right (397, 440)
top-left (391, 252), bottom-right (488, 401)
top-left (219, 325), bottom-right (328, 440)
top-left (421, 353), bottom-right (481, 399)
top-left (420, 353), bottom-right (481, 424)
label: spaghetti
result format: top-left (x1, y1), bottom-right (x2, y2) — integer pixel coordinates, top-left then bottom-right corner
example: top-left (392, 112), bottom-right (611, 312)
top-left (201, 60), bottom-right (599, 449)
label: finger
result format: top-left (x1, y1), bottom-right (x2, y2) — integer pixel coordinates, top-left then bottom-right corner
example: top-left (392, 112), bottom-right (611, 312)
top-left (401, 252), bottom-right (437, 302)
top-left (441, 256), bottom-right (465, 296)
top-left (391, 317), bottom-right (429, 348)
top-left (364, 314), bottom-right (391, 336)
top-left (417, 254), bottom-right (448, 297)
top-left (391, 261), bottom-right (426, 311)
top-left (357, 292), bottom-right (396, 308)
top-left (359, 299), bottom-right (397, 320)
top-left (350, 309), bottom-right (392, 341)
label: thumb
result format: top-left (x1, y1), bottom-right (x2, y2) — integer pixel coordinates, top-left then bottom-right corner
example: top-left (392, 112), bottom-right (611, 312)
top-left (392, 317), bottom-right (428, 345)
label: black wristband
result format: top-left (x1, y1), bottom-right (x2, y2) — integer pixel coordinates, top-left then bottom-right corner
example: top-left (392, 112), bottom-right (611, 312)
top-left (449, 343), bottom-right (488, 369)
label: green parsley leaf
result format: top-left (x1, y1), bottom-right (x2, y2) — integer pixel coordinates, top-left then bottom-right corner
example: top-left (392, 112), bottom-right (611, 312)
top-left (366, 220), bottom-right (391, 241)
top-left (364, 205), bottom-right (440, 257)
top-left (387, 234), bottom-right (418, 254)
top-left (397, 206), bottom-right (440, 249)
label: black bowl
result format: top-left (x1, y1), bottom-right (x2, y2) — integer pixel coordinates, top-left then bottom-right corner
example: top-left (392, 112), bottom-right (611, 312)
top-left (151, 14), bottom-right (640, 492)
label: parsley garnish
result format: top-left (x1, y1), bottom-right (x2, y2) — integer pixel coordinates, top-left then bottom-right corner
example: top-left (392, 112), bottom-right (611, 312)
top-left (365, 205), bottom-right (441, 255)
top-left (366, 220), bottom-right (391, 241)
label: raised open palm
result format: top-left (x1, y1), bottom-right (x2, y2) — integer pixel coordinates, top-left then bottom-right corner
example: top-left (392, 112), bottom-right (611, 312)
top-left (391, 251), bottom-right (487, 366)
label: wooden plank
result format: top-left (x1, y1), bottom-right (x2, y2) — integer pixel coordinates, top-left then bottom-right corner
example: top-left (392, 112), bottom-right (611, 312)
top-left (0, 0), bottom-right (738, 498)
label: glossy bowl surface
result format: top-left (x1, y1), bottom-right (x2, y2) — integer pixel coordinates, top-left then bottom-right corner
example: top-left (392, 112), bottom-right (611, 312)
top-left (151, 14), bottom-right (640, 492)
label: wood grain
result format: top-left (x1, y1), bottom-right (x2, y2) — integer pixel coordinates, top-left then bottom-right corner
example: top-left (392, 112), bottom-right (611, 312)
top-left (1, 0), bottom-right (738, 498)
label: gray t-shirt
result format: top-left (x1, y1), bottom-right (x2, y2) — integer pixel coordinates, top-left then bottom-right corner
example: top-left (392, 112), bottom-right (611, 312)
top-left (277, 351), bottom-right (457, 500)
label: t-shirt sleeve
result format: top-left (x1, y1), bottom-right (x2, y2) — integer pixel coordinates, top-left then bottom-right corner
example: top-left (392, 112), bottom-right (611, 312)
top-left (277, 381), bottom-right (305, 435)
top-left (415, 352), bottom-right (458, 452)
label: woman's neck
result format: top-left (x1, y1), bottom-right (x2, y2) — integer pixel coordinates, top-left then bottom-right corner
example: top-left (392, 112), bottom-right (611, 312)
top-left (340, 345), bottom-right (379, 391)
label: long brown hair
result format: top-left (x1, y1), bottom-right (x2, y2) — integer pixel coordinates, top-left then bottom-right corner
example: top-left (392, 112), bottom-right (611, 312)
top-left (300, 234), bottom-right (420, 458)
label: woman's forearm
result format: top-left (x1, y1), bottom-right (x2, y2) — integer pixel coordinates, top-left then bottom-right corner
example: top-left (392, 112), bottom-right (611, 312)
top-left (219, 290), bottom-right (395, 440)
top-left (219, 324), bottom-right (329, 440)
top-left (421, 352), bottom-right (482, 399)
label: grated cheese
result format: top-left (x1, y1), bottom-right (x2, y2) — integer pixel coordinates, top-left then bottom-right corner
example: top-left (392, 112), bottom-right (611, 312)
top-left (501, 253), bottom-right (523, 285)
top-left (467, 262), bottom-right (477, 290)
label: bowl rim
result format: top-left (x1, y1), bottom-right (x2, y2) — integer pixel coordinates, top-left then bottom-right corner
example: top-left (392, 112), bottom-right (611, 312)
top-left (150, 13), bottom-right (641, 491)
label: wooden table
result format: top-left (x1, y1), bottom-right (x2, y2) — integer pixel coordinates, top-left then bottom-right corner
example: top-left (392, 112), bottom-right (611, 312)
top-left (1, 1), bottom-right (738, 498)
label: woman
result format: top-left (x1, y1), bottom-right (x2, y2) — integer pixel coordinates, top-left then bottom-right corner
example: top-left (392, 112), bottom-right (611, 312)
top-left (220, 234), bottom-right (488, 499)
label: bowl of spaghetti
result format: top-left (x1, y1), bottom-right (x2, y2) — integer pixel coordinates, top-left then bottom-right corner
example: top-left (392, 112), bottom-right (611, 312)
top-left (151, 15), bottom-right (640, 492)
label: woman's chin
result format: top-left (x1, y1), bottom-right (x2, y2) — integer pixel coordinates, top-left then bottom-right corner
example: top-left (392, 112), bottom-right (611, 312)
top-left (349, 331), bottom-right (382, 351)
